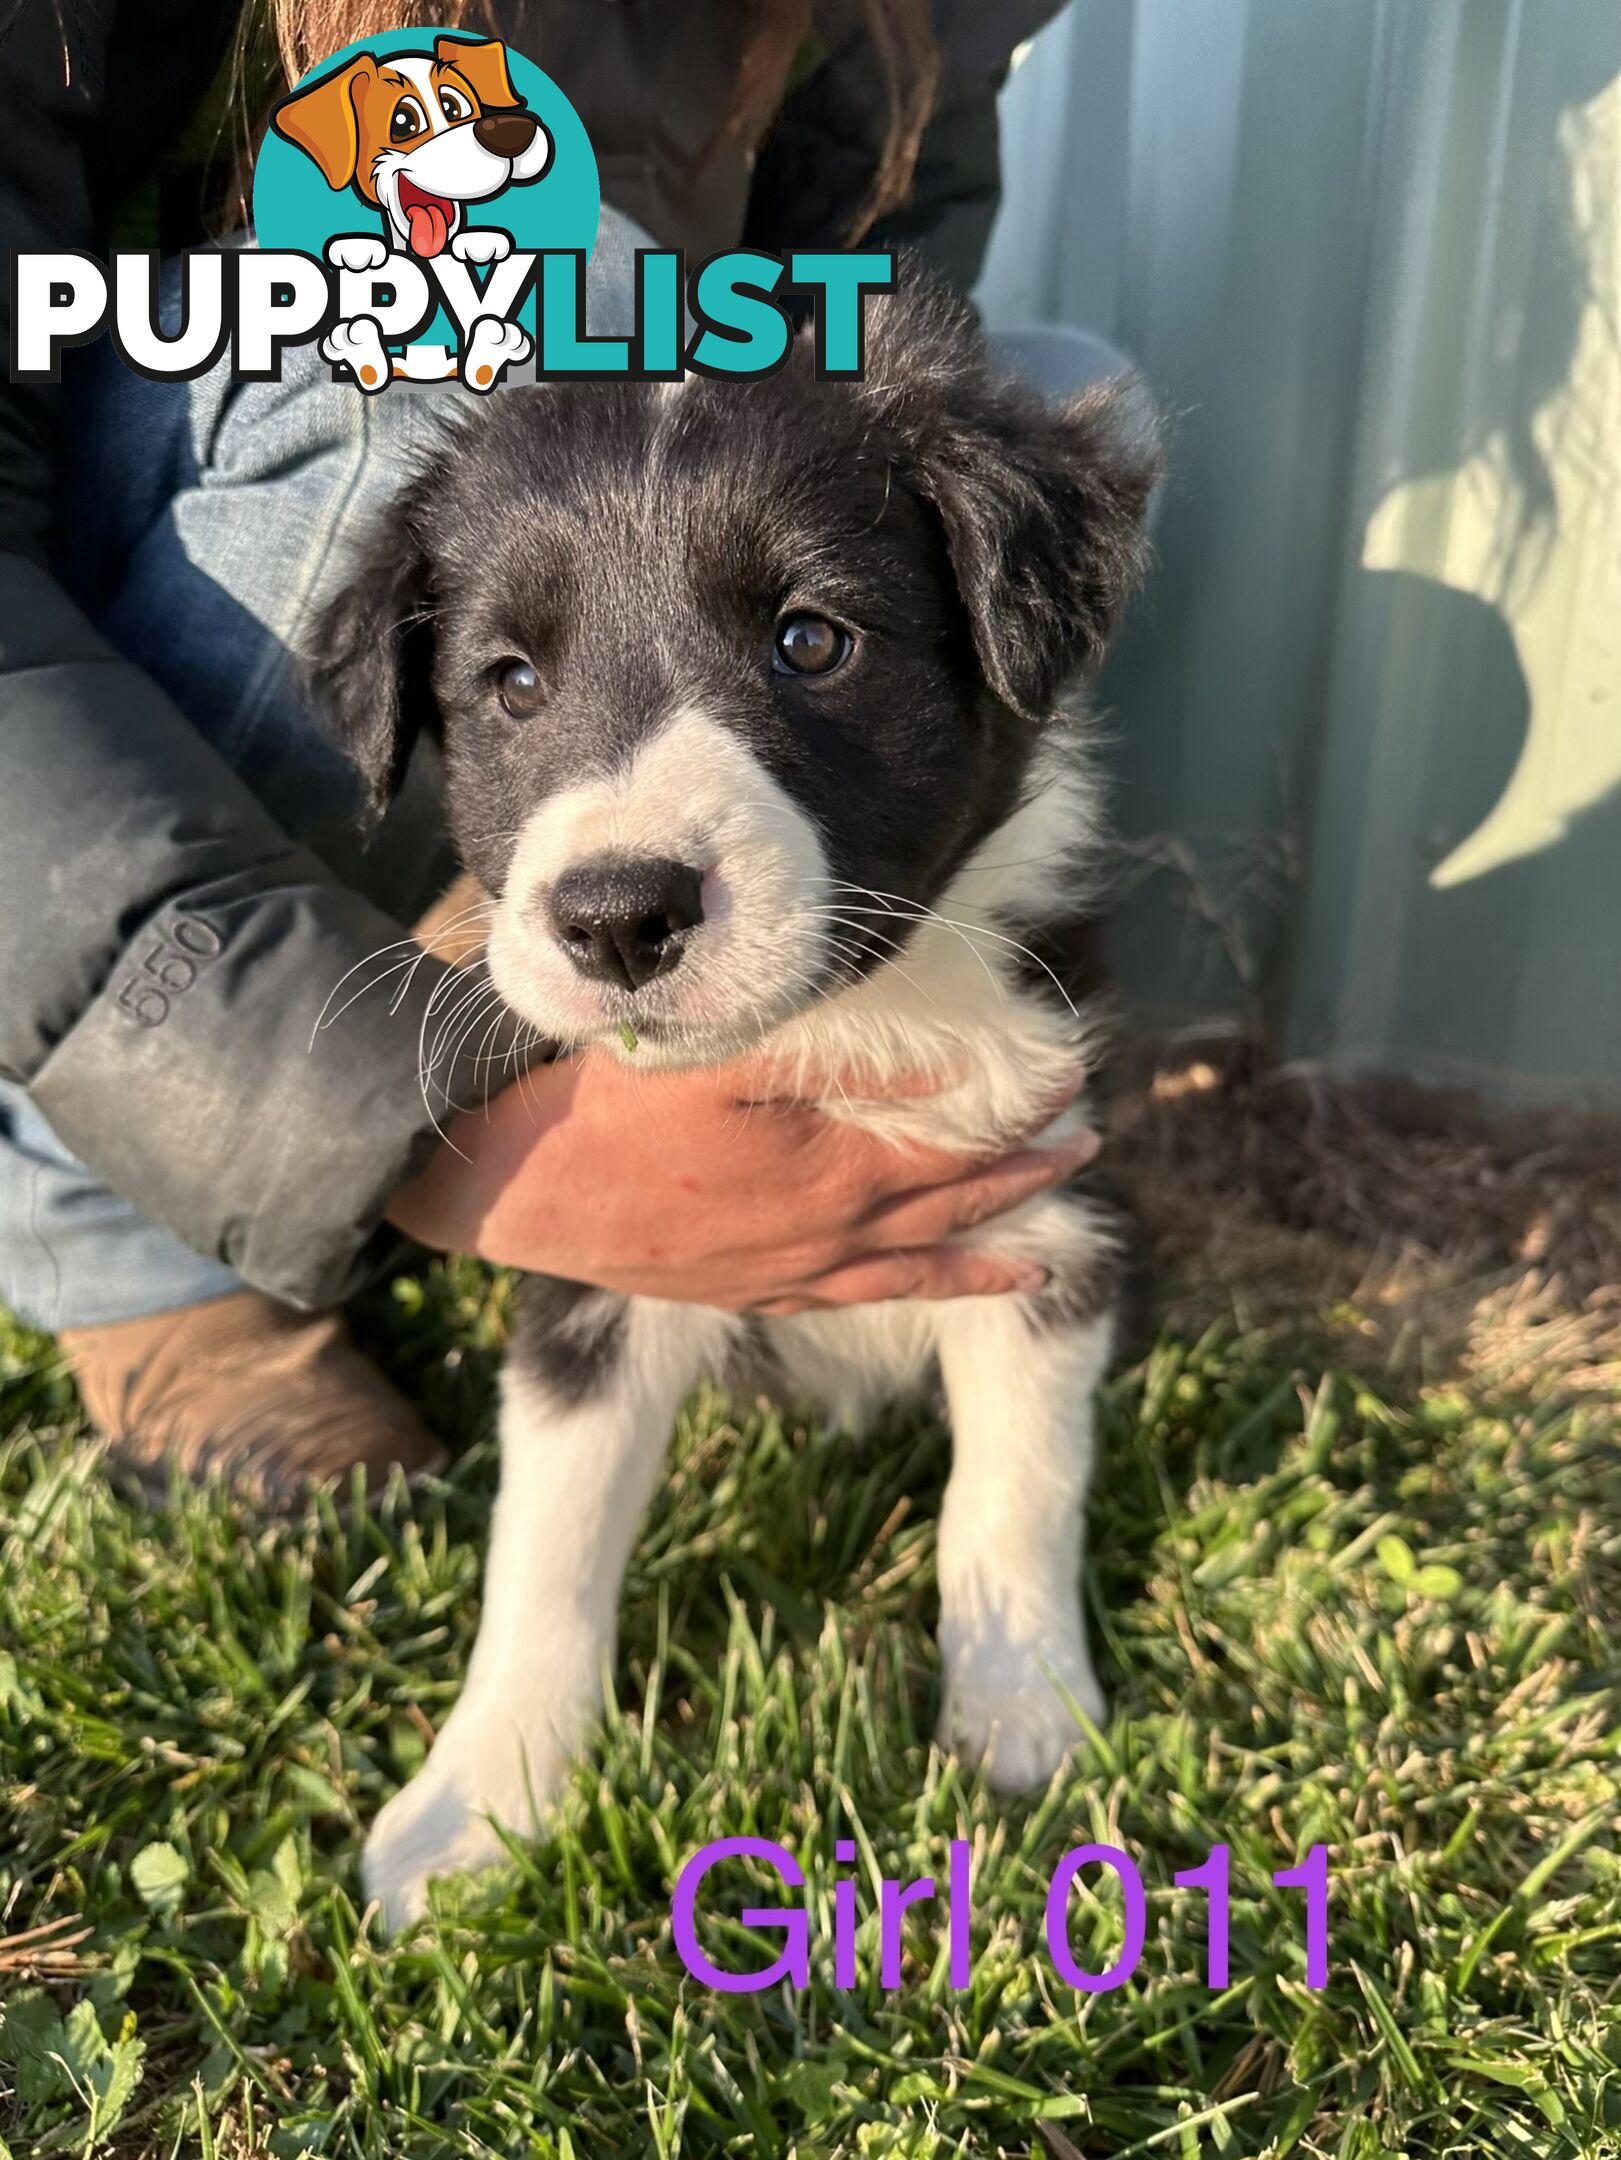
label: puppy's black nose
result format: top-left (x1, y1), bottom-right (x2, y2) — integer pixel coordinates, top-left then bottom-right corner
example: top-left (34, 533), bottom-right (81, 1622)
top-left (474, 109), bottom-right (539, 158)
top-left (549, 856), bottom-right (704, 991)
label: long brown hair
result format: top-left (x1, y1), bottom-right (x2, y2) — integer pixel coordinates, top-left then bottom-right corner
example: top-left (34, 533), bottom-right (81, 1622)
top-left (242, 0), bottom-right (938, 239)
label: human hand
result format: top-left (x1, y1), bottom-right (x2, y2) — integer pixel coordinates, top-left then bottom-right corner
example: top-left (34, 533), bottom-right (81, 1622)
top-left (387, 1047), bottom-right (1097, 1313)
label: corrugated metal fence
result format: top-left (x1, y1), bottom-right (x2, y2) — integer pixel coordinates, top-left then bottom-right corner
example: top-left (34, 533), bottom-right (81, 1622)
top-left (978, 0), bottom-right (1621, 1109)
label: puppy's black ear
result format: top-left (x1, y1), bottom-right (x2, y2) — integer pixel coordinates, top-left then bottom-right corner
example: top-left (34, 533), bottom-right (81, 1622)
top-left (308, 479), bottom-right (438, 822)
top-left (860, 269), bottom-right (1161, 717)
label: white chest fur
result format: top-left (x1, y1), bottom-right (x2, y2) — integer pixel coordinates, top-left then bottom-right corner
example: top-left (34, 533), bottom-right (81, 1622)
top-left (771, 738), bottom-right (1104, 1155)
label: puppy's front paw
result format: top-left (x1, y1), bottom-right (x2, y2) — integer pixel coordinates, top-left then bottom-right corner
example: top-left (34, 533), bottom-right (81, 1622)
top-left (362, 1773), bottom-right (510, 1932)
top-left (451, 227), bottom-right (513, 265)
top-left (326, 234), bottom-right (390, 273)
top-left (321, 318), bottom-right (390, 393)
top-left (460, 316), bottom-right (531, 391)
top-left (361, 1712), bottom-right (565, 1932)
top-left (938, 1627), bottom-right (1104, 1791)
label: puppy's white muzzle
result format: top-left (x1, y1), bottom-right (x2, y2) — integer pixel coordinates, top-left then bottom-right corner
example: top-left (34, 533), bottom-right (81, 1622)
top-left (485, 709), bottom-right (832, 1062)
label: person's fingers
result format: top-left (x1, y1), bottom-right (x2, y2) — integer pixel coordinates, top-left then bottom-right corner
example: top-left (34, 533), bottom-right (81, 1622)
top-left (763, 1119), bottom-right (1101, 1247)
top-left (855, 1131), bottom-right (1100, 1248)
top-left (859, 1120), bottom-right (1099, 1214)
top-left (765, 1244), bottom-right (1050, 1314)
top-left (726, 1055), bottom-right (966, 1109)
top-left (834, 1090), bottom-right (1100, 1199)
top-left (731, 1052), bottom-right (1091, 1119)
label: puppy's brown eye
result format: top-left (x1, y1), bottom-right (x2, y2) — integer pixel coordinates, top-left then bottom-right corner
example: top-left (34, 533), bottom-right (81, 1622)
top-left (496, 659), bottom-right (542, 717)
top-left (774, 612), bottom-right (852, 677)
top-left (390, 96), bottom-right (427, 141)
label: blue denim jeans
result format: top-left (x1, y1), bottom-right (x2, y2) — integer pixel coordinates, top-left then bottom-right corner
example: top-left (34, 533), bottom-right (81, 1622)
top-left (0, 214), bottom-right (647, 1331)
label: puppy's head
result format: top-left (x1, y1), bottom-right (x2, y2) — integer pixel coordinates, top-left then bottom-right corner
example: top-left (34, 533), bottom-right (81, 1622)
top-left (313, 272), bottom-right (1158, 1062)
top-left (271, 36), bottom-right (551, 256)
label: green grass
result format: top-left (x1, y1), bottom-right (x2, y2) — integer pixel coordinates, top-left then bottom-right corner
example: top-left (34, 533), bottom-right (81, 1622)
top-left (2, 1261), bottom-right (1619, 2159)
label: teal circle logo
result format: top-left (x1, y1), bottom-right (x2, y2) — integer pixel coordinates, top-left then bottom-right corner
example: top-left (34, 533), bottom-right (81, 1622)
top-left (252, 28), bottom-right (598, 379)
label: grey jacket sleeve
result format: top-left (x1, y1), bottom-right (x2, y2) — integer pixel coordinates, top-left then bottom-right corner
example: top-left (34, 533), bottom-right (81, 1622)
top-left (0, 11), bottom-right (464, 1311)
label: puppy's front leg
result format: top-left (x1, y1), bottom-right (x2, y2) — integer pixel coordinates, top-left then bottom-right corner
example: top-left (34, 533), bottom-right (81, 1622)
top-left (934, 1216), bottom-right (1115, 1788)
top-left (363, 1289), bottom-right (729, 1929)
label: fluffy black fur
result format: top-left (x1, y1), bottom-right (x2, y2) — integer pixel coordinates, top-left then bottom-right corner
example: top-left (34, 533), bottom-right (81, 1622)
top-left (312, 270), bottom-right (1158, 985)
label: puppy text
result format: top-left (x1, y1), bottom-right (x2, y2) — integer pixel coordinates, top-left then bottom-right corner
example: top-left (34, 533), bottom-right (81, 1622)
top-left (8, 245), bottom-right (896, 390)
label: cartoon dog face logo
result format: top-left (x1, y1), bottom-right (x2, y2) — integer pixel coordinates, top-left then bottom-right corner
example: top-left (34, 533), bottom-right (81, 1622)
top-left (271, 35), bottom-right (553, 259)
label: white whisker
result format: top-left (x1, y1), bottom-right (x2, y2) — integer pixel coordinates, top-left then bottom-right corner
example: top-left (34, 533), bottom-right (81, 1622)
top-left (824, 882), bottom-right (1081, 1022)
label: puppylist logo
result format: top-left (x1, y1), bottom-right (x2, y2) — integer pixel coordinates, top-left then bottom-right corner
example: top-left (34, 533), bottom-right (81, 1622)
top-left (262, 28), bottom-right (569, 388)
top-left (8, 29), bottom-right (894, 393)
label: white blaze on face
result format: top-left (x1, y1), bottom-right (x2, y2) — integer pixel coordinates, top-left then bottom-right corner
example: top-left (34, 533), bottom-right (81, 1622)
top-left (485, 708), bottom-right (833, 1060)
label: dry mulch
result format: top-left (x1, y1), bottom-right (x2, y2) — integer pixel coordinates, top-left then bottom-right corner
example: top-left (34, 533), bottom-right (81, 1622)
top-left (1107, 1033), bottom-right (1621, 1396)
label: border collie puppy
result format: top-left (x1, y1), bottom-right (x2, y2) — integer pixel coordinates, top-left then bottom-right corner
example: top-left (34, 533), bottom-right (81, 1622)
top-left (314, 271), bottom-right (1159, 1928)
